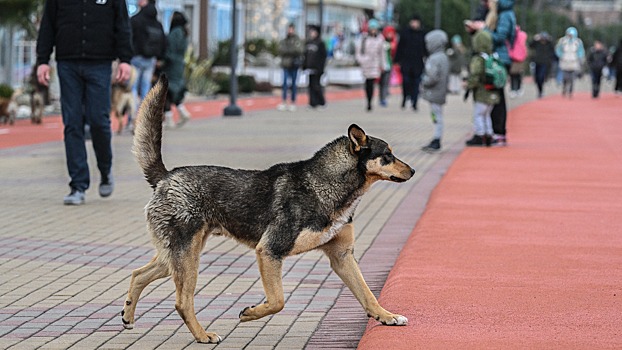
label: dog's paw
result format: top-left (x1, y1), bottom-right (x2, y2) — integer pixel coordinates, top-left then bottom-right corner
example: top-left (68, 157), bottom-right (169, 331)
top-left (368, 312), bottom-right (408, 326)
top-left (120, 310), bottom-right (134, 329)
top-left (380, 314), bottom-right (408, 326)
top-left (197, 332), bottom-right (222, 344)
top-left (238, 305), bottom-right (256, 322)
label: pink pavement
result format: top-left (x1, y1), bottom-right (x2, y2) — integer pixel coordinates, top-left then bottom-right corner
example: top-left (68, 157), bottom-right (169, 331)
top-left (358, 93), bottom-right (622, 349)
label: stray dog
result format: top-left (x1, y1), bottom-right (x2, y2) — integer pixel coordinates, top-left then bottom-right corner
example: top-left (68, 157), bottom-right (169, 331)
top-left (0, 91), bottom-right (18, 125)
top-left (122, 76), bottom-right (415, 343)
top-left (29, 69), bottom-right (46, 124)
top-left (111, 63), bottom-right (137, 134)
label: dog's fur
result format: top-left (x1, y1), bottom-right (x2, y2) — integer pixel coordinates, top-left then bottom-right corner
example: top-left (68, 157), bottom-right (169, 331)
top-left (111, 63), bottom-right (137, 134)
top-left (122, 76), bottom-right (415, 343)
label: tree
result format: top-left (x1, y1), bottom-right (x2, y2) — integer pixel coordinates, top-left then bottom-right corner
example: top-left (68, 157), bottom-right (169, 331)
top-left (0, 0), bottom-right (44, 39)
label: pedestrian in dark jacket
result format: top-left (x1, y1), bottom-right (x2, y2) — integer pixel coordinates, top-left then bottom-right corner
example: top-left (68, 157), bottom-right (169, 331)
top-left (36, 0), bottom-right (133, 205)
top-left (588, 40), bottom-right (609, 98)
top-left (277, 23), bottom-right (304, 112)
top-left (609, 40), bottom-right (622, 94)
top-left (303, 25), bottom-right (327, 109)
top-left (130, 0), bottom-right (166, 106)
top-left (162, 11), bottom-right (190, 127)
top-left (529, 32), bottom-right (556, 98)
top-left (394, 14), bottom-right (426, 111)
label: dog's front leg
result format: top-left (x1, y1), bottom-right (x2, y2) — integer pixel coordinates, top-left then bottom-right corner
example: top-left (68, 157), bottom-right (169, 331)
top-left (321, 224), bottom-right (408, 326)
top-left (239, 246), bottom-right (284, 322)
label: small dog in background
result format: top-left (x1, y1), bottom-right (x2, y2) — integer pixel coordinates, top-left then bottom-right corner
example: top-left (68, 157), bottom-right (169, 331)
top-left (0, 90), bottom-right (18, 125)
top-left (26, 68), bottom-right (48, 124)
top-left (111, 61), bottom-right (137, 134)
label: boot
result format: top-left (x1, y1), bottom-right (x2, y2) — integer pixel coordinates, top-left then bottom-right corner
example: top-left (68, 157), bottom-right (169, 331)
top-left (163, 111), bottom-right (175, 128)
top-left (177, 104), bottom-right (191, 127)
top-left (421, 138), bottom-right (441, 152)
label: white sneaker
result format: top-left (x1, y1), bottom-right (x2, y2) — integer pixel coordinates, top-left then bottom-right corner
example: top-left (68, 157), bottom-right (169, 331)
top-left (288, 104), bottom-right (297, 112)
top-left (276, 103), bottom-right (287, 111)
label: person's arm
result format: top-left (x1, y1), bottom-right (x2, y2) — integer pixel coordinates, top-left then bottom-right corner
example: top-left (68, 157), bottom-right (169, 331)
top-left (488, 14), bottom-right (513, 47)
top-left (114, 0), bottom-right (133, 64)
top-left (421, 59), bottom-right (440, 88)
top-left (466, 56), bottom-right (484, 90)
top-left (36, 0), bottom-right (56, 67)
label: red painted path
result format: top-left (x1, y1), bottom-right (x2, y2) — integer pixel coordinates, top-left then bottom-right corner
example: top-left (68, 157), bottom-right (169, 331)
top-left (0, 87), bottom-right (369, 150)
top-left (358, 93), bottom-right (622, 349)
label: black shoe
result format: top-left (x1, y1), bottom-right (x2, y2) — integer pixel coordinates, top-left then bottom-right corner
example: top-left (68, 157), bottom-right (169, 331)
top-left (421, 139), bottom-right (441, 152)
top-left (465, 135), bottom-right (485, 146)
top-left (484, 134), bottom-right (492, 147)
top-left (99, 173), bottom-right (114, 198)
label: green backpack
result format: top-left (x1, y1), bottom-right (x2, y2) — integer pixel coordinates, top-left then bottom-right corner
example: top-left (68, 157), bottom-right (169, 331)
top-left (480, 53), bottom-right (507, 90)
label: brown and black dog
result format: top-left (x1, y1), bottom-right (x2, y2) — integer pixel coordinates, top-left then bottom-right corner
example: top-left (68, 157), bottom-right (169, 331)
top-left (122, 76), bottom-right (414, 343)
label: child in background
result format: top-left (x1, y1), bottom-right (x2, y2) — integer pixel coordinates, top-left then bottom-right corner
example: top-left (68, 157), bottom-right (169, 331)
top-left (420, 30), bottom-right (449, 152)
top-left (465, 30), bottom-right (500, 147)
top-left (379, 25), bottom-right (396, 107)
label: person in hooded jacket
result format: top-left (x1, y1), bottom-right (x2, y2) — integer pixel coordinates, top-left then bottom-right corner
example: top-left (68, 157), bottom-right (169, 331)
top-left (529, 32), bottom-right (556, 98)
top-left (303, 24), bottom-right (327, 109)
top-left (465, 30), bottom-right (500, 147)
top-left (468, 0), bottom-right (515, 146)
top-left (355, 19), bottom-right (387, 112)
top-left (394, 14), bottom-right (426, 111)
top-left (131, 0), bottom-right (166, 110)
top-left (555, 27), bottom-right (585, 99)
top-left (420, 30), bottom-right (449, 152)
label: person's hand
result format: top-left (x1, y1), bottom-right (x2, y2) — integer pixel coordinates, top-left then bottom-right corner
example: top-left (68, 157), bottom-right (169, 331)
top-left (115, 62), bottom-right (132, 84)
top-left (471, 21), bottom-right (486, 31)
top-left (37, 64), bottom-right (51, 86)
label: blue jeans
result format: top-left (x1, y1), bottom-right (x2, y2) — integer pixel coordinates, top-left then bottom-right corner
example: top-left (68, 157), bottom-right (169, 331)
top-left (282, 68), bottom-right (298, 102)
top-left (57, 60), bottom-right (112, 192)
top-left (131, 55), bottom-right (156, 100)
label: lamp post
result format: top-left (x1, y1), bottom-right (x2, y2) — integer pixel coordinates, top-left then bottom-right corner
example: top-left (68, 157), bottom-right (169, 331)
top-left (224, 0), bottom-right (242, 116)
top-left (434, 0), bottom-right (441, 29)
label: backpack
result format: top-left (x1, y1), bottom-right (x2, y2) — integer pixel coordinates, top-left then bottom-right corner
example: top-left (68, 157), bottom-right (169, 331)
top-left (480, 53), bottom-right (507, 89)
top-left (141, 23), bottom-right (165, 58)
top-left (507, 25), bottom-right (528, 62)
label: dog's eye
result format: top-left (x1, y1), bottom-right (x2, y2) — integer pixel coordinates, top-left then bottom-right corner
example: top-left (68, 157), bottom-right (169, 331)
top-left (381, 153), bottom-right (394, 164)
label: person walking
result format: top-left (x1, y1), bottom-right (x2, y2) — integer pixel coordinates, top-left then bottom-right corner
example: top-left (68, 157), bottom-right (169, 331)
top-left (36, 0), bottom-right (133, 205)
top-left (555, 27), bottom-right (585, 99)
top-left (468, 0), bottom-right (516, 146)
top-left (394, 14), bottom-right (426, 111)
top-left (612, 40), bottom-right (622, 94)
top-left (277, 23), bottom-right (304, 112)
top-left (130, 0), bottom-right (166, 118)
top-left (587, 40), bottom-right (609, 99)
top-left (420, 30), bottom-right (449, 152)
top-left (447, 35), bottom-right (466, 94)
top-left (303, 24), bottom-right (327, 109)
top-left (464, 30), bottom-right (500, 147)
top-left (529, 32), bottom-right (556, 98)
top-left (355, 19), bottom-right (387, 112)
top-left (162, 11), bottom-right (191, 127)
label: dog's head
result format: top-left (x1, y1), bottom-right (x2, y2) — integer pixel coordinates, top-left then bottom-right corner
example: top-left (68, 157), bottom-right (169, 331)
top-left (348, 124), bottom-right (415, 184)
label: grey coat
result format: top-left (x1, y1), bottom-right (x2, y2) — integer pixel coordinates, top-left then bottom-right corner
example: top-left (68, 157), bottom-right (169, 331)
top-left (421, 30), bottom-right (449, 105)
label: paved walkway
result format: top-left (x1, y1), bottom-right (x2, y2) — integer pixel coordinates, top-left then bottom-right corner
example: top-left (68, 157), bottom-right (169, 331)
top-left (1, 78), bottom-right (613, 349)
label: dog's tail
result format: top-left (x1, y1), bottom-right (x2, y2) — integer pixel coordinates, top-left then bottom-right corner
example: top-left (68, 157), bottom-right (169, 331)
top-left (132, 75), bottom-right (169, 189)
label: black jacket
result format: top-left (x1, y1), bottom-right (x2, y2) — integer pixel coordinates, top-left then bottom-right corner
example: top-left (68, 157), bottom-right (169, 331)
top-left (394, 27), bottom-right (426, 75)
top-left (36, 0), bottom-right (133, 65)
top-left (529, 39), bottom-right (556, 65)
top-left (130, 3), bottom-right (166, 59)
top-left (303, 38), bottom-right (327, 74)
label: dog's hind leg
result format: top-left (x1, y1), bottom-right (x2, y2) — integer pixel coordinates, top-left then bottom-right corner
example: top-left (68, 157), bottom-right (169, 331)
top-left (239, 247), bottom-right (284, 322)
top-left (321, 224), bottom-right (408, 326)
top-left (121, 254), bottom-right (170, 329)
top-left (171, 233), bottom-right (221, 343)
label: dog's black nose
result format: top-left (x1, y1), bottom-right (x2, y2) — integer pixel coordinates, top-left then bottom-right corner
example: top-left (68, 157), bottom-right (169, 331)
top-left (410, 167), bottom-right (416, 176)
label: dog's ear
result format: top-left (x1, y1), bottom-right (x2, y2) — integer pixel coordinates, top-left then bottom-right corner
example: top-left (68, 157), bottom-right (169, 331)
top-left (348, 124), bottom-right (368, 154)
